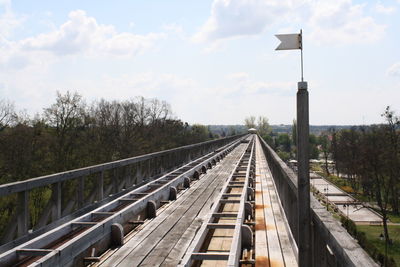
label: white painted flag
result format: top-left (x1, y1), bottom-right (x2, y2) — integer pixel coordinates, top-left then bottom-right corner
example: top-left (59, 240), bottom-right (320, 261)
top-left (275, 33), bottom-right (302, 50)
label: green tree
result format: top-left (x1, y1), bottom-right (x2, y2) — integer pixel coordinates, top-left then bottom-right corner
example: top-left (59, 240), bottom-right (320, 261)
top-left (277, 133), bottom-right (291, 153)
top-left (309, 134), bottom-right (319, 159)
top-left (257, 116), bottom-right (270, 136)
top-left (319, 133), bottom-right (331, 175)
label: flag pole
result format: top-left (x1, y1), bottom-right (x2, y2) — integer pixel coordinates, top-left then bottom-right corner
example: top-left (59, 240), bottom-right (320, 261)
top-left (300, 29), bottom-right (304, 82)
top-left (297, 28), bottom-right (310, 267)
top-left (275, 30), bottom-right (310, 266)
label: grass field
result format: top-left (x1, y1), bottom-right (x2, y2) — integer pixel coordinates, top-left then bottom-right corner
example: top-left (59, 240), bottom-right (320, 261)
top-left (357, 224), bottom-right (400, 265)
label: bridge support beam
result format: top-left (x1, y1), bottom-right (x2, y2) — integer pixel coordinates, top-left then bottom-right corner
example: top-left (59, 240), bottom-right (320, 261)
top-left (297, 81), bottom-right (311, 267)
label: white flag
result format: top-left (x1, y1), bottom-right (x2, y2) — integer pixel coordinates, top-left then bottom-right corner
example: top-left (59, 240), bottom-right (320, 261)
top-left (275, 33), bottom-right (301, 50)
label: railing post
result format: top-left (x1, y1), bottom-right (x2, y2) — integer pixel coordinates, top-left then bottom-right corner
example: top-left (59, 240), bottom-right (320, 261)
top-left (78, 177), bottom-right (85, 208)
top-left (51, 182), bottom-right (62, 221)
top-left (126, 166), bottom-right (132, 188)
top-left (297, 81), bottom-right (311, 266)
top-left (113, 169), bottom-right (119, 193)
top-left (136, 163), bottom-right (142, 184)
top-left (17, 191), bottom-right (29, 237)
top-left (97, 171), bottom-right (104, 201)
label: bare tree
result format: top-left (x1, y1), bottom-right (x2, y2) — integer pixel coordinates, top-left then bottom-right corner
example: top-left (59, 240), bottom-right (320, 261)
top-left (44, 91), bottom-right (86, 170)
top-left (244, 116), bottom-right (256, 129)
top-left (133, 96), bottom-right (151, 127)
top-left (0, 99), bottom-right (16, 130)
top-left (148, 98), bottom-right (171, 124)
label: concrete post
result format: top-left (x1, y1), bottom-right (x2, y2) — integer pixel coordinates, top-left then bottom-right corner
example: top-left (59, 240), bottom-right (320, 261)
top-left (297, 81), bottom-right (311, 267)
top-left (113, 169), bottom-right (119, 193)
top-left (78, 176), bottom-right (85, 208)
top-left (17, 191), bottom-right (29, 237)
top-left (51, 182), bottom-right (62, 221)
top-left (97, 171), bottom-right (104, 201)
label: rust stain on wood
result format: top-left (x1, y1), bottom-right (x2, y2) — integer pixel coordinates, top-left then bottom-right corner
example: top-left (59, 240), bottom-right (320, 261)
top-left (255, 203), bottom-right (269, 209)
top-left (256, 256), bottom-right (270, 267)
top-left (269, 258), bottom-right (285, 267)
top-left (255, 216), bottom-right (276, 231)
top-left (255, 217), bottom-right (266, 231)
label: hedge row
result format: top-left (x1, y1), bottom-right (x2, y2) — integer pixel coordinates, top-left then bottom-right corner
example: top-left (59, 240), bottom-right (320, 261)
top-left (340, 216), bottom-right (396, 267)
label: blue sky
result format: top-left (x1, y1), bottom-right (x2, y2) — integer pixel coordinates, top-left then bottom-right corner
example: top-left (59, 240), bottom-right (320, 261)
top-left (1, 0), bottom-right (400, 125)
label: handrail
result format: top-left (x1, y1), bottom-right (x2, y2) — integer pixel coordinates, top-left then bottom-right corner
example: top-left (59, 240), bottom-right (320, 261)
top-left (0, 134), bottom-right (245, 196)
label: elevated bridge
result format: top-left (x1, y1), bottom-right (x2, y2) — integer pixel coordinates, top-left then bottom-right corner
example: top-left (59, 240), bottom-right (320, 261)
top-left (0, 134), bottom-right (377, 266)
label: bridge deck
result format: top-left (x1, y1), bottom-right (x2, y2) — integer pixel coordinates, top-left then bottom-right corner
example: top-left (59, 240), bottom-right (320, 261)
top-left (96, 142), bottom-right (248, 267)
top-left (94, 137), bottom-right (297, 267)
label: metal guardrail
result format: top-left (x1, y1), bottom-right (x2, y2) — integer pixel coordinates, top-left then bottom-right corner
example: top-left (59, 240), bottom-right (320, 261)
top-left (0, 134), bottom-right (245, 247)
top-left (0, 136), bottom-right (245, 266)
top-left (180, 136), bottom-right (256, 267)
top-left (258, 136), bottom-right (378, 267)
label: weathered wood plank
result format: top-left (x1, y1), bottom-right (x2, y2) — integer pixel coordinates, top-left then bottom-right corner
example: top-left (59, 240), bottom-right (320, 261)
top-left (265, 162), bottom-right (297, 266)
top-left (255, 142), bottom-right (270, 267)
top-left (259, 146), bottom-right (285, 267)
top-left (255, 138), bottom-right (297, 266)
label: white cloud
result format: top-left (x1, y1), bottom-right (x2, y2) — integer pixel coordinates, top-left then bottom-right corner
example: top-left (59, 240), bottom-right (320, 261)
top-left (375, 2), bottom-right (395, 14)
top-left (20, 10), bottom-right (165, 57)
top-left (0, 0), bottom-right (25, 40)
top-left (226, 72), bottom-right (249, 82)
top-left (195, 0), bottom-right (386, 46)
top-left (221, 72), bottom-right (294, 97)
top-left (0, 9), bottom-right (166, 71)
top-left (193, 0), bottom-right (293, 43)
top-left (387, 62), bottom-right (400, 77)
top-left (308, 0), bottom-right (386, 45)
top-left (162, 23), bottom-right (187, 40)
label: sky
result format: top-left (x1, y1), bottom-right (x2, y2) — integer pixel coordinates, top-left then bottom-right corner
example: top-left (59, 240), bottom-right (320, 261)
top-left (0, 0), bottom-right (400, 125)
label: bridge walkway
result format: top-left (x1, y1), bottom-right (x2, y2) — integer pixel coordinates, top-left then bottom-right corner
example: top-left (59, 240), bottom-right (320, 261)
top-left (96, 141), bottom-right (249, 267)
top-left (95, 136), bottom-right (297, 267)
top-left (254, 138), bottom-right (296, 267)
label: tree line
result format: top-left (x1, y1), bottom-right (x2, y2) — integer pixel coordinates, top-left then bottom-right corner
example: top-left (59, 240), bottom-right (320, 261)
top-left (245, 116), bottom-right (321, 161)
top-left (330, 107), bottom-right (400, 252)
top-left (0, 92), bottom-right (217, 185)
top-left (0, 92), bottom-right (226, 241)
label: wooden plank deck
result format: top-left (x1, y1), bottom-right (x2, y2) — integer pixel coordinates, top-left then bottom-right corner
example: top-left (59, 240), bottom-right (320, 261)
top-left (95, 136), bottom-right (297, 267)
top-left (96, 143), bottom-right (248, 267)
top-left (255, 138), bottom-right (297, 267)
